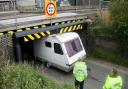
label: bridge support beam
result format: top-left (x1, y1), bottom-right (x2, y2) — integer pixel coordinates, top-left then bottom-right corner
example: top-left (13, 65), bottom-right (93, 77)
top-left (13, 36), bottom-right (22, 63)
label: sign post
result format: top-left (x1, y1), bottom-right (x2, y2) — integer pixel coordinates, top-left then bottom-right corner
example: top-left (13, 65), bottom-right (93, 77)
top-left (45, 0), bottom-right (57, 18)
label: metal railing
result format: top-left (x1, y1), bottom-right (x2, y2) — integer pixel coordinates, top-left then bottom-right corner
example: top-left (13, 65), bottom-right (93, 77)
top-left (0, 0), bottom-right (110, 12)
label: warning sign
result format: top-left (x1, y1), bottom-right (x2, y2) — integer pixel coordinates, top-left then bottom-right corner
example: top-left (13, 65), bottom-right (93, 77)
top-left (45, 0), bottom-right (57, 18)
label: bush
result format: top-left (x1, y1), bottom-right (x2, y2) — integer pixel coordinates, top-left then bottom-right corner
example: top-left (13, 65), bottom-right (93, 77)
top-left (87, 11), bottom-right (115, 51)
top-left (110, 0), bottom-right (128, 56)
top-left (87, 24), bottom-right (114, 52)
top-left (0, 60), bottom-right (74, 89)
top-left (88, 47), bottom-right (128, 67)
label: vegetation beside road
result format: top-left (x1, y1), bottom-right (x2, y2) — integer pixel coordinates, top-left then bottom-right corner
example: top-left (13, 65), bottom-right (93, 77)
top-left (0, 60), bottom-right (74, 89)
top-left (88, 47), bottom-right (128, 67)
top-left (110, 0), bottom-right (128, 56)
top-left (86, 0), bottom-right (128, 67)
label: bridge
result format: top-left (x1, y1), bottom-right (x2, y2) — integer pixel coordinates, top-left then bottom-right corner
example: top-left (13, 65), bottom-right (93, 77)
top-left (0, 0), bottom-right (111, 64)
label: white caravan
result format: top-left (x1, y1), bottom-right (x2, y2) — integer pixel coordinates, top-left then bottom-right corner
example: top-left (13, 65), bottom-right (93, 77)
top-left (33, 32), bottom-right (86, 72)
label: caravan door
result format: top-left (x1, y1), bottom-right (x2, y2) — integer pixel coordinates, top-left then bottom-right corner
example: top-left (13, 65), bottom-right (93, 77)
top-left (52, 42), bottom-right (68, 71)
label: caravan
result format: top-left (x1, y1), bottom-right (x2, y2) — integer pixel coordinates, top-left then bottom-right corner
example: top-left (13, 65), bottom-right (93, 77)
top-left (33, 32), bottom-right (86, 72)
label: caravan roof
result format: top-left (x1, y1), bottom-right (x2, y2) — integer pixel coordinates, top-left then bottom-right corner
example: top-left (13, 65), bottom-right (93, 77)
top-left (51, 32), bottom-right (79, 43)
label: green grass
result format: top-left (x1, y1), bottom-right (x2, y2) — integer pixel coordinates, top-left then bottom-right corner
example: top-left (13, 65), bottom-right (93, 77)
top-left (0, 60), bottom-right (74, 89)
top-left (88, 47), bottom-right (128, 67)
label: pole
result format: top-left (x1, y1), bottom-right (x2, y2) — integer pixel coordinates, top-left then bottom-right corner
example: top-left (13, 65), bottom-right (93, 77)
top-left (14, 0), bottom-right (18, 30)
top-left (75, 0), bottom-right (77, 12)
top-left (13, 36), bottom-right (22, 62)
top-left (99, 0), bottom-right (102, 10)
top-left (75, 0), bottom-right (77, 20)
top-left (10, 0), bottom-right (17, 30)
top-left (89, 0), bottom-right (91, 8)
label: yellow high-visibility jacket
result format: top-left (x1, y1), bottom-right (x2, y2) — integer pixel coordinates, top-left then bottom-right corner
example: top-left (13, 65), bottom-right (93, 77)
top-left (103, 75), bottom-right (123, 89)
top-left (73, 61), bottom-right (88, 82)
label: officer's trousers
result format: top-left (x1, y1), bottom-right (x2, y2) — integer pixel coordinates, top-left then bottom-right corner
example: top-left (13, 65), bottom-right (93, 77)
top-left (75, 79), bottom-right (84, 89)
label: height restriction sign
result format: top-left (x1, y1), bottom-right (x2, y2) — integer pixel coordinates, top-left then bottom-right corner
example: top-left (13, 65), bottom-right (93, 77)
top-left (45, 0), bottom-right (57, 18)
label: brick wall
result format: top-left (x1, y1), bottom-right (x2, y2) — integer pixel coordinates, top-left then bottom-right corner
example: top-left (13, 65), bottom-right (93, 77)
top-left (0, 34), bottom-right (15, 61)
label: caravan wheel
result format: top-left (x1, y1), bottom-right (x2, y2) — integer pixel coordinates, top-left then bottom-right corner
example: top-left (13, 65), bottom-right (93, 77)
top-left (46, 62), bottom-right (51, 68)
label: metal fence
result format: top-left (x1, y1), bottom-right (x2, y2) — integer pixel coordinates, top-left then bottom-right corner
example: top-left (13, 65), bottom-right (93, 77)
top-left (0, 0), bottom-right (15, 11)
top-left (0, 0), bottom-right (109, 12)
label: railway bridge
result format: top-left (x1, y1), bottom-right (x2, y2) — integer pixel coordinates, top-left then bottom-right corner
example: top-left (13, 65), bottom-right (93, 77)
top-left (0, 11), bottom-right (93, 62)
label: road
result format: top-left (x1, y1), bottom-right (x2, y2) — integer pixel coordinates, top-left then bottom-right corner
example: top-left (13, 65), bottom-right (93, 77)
top-left (40, 58), bottom-right (128, 89)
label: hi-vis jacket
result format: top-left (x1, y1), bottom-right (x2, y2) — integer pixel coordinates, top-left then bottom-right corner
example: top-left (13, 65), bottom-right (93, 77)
top-left (103, 75), bottom-right (123, 89)
top-left (73, 61), bottom-right (88, 82)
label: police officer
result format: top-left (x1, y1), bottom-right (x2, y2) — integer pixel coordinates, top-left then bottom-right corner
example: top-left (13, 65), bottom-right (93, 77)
top-left (103, 68), bottom-right (123, 89)
top-left (73, 59), bottom-right (88, 89)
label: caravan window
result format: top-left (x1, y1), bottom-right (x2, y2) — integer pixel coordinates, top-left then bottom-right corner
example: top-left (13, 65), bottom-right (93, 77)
top-left (54, 43), bottom-right (63, 55)
top-left (65, 38), bottom-right (82, 57)
top-left (45, 41), bottom-right (52, 48)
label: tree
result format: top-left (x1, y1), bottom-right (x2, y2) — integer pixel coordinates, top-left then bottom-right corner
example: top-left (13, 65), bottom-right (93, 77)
top-left (110, 0), bottom-right (128, 56)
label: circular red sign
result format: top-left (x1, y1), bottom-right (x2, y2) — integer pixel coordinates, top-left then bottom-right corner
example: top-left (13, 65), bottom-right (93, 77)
top-left (46, 3), bottom-right (56, 16)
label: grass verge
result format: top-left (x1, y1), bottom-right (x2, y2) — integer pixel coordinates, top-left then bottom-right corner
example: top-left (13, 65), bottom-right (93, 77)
top-left (87, 47), bottom-right (128, 67)
top-left (0, 60), bottom-right (74, 89)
